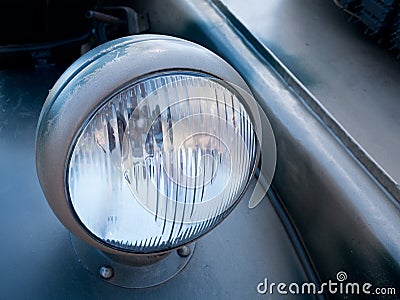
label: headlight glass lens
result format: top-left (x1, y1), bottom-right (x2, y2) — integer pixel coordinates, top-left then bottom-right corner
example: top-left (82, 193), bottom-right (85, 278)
top-left (67, 72), bottom-right (257, 253)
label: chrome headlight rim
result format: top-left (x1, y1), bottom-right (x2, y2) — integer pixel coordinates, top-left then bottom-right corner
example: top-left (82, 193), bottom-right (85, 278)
top-left (36, 34), bottom-right (260, 256)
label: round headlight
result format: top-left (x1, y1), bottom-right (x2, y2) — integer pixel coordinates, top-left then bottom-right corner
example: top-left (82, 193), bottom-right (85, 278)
top-left (36, 35), bottom-right (262, 284)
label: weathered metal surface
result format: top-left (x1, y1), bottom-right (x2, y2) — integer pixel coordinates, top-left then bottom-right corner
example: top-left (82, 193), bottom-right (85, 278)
top-left (222, 0), bottom-right (400, 185)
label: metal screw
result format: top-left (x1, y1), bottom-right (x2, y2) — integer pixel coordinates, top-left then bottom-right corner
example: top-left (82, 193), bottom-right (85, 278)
top-left (99, 266), bottom-right (114, 280)
top-left (177, 245), bottom-right (191, 257)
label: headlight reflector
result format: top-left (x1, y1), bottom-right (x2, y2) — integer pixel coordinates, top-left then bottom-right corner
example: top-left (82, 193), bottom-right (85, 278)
top-left (68, 72), bottom-right (257, 253)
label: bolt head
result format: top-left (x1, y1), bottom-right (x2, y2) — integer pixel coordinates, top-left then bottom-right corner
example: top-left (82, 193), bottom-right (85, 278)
top-left (177, 245), bottom-right (191, 257)
top-left (99, 266), bottom-right (114, 280)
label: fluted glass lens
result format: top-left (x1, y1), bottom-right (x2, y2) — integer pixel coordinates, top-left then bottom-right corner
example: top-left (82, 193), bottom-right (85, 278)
top-left (67, 72), bottom-right (257, 253)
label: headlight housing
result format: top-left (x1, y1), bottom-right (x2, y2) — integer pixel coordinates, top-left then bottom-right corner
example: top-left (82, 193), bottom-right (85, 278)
top-left (36, 35), bottom-right (261, 264)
